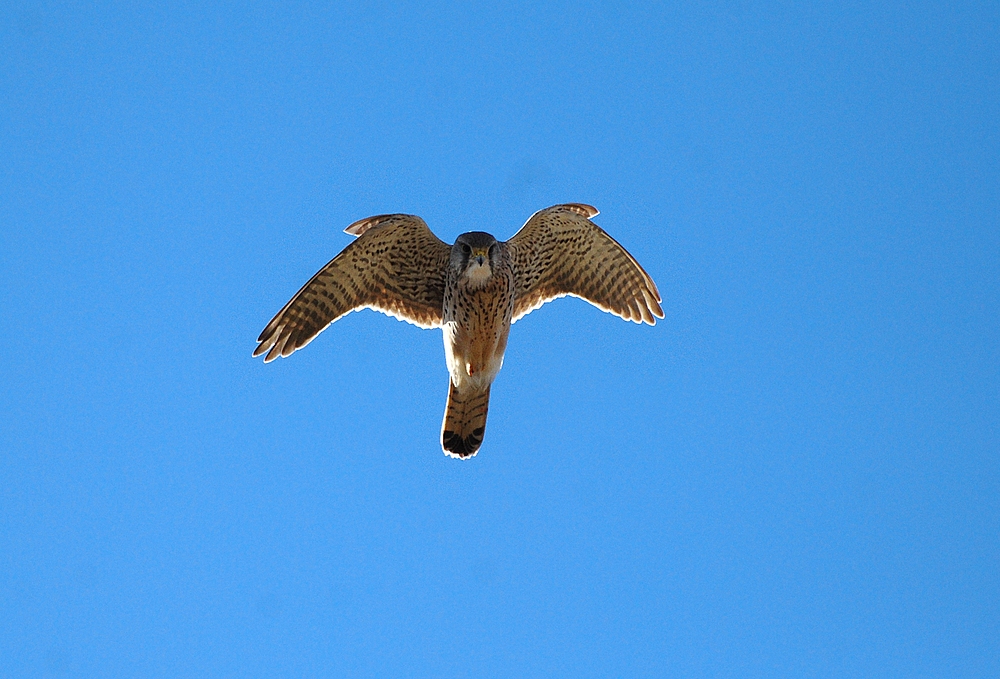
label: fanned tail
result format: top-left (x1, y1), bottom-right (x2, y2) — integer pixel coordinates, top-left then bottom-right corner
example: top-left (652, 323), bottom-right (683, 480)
top-left (441, 381), bottom-right (491, 459)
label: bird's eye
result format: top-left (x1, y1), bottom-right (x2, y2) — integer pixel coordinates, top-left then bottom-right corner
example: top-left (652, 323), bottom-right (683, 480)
top-left (461, 243), bottom-right (471, 254)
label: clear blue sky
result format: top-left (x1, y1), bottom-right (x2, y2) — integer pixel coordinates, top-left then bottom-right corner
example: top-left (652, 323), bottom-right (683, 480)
top-left (2, 1), bottom-right (997, 676)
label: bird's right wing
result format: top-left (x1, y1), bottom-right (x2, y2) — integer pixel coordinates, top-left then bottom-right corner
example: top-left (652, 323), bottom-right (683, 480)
top-left (505, 204), bottom-right (664, 324)
top-left (254, 214), bottom-right (452, 362)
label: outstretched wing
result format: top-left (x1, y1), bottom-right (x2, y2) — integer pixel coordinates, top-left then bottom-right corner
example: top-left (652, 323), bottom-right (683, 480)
top-left (505, 203), bottom-right (664, 324)
top-left (254, 214), bottom-right (451, 362)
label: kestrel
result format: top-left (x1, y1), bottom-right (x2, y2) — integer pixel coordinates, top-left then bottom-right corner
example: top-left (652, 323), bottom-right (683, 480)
top-left (253, 203), bottom-right (663, 458)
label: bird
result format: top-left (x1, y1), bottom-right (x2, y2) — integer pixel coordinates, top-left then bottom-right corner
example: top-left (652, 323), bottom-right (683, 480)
top-left (253, 203), bottom-right (664, 459)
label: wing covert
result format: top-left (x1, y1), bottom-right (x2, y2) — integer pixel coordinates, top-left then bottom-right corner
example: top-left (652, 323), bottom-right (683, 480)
top-left (253, 214), bottom-right (451, 362)
top-left (505, 204), bottom-right (664, 324)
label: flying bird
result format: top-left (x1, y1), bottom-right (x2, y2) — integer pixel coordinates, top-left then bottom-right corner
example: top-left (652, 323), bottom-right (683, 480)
top-left (253, 203), bottom-right (663, 458)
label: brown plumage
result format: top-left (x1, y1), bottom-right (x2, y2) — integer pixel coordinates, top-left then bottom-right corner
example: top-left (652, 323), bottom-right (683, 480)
top-left (253, 203), bottom-right (664, 458)
top-left (507, 204), bottom-right (663, 324)
top-left (253, 214), bottom-right (451, 362)
top-left (441, 383), bottom-right (491, 458)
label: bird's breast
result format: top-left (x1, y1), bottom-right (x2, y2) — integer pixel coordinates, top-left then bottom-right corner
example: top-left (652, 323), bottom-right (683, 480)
top-left (442, 267), bottom-right (515, 392)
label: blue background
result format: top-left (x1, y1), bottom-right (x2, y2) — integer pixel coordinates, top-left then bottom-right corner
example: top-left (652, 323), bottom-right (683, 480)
top-left (2, 1), bottom-right (997, 676)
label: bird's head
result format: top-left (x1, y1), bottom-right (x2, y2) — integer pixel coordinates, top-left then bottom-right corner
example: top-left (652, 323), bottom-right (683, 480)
top-left (451, 232), bottom-right (500, 286)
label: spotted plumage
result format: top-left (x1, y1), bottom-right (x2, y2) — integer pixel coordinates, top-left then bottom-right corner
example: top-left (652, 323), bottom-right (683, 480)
top-left (254, 203), bottom-right (664, 458)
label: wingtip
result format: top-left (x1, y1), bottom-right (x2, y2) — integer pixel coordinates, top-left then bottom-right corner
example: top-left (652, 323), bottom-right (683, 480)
top-left (641, 303), bottom-right (664, 326)
top-left (252, 345), bottom-right (279, 362)
top-left (641, 288), bottom-right (665, 322)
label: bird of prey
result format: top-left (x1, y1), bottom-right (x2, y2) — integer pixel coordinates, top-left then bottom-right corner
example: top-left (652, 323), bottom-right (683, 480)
top-left (253, 203), bottom-right (663, 459)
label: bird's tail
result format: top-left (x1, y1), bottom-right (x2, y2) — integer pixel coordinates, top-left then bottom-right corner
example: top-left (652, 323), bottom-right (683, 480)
top-left (441, 381), bottom-right (491, 459)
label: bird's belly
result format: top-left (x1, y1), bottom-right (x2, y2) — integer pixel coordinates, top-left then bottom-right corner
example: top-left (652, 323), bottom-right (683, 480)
top-left (442, 266), bottom-right (515, 393)
top-left (442, 320), bottom-right (509, 393)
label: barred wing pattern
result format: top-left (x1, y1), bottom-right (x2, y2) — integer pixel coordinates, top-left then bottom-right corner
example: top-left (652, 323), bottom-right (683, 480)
top-left (253, 214), bottom-right (452, 362)
top-left (506, 204), bottom-right (664, 324)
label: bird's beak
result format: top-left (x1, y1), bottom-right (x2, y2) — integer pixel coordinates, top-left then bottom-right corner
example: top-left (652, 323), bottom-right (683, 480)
top-left (473, 249), bottom-right (488, 266)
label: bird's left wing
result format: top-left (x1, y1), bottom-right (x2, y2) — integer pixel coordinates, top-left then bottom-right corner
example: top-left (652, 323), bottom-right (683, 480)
top-left (253, 214), bottom-right (451, 362)
top-left (506, 204), bottom-right (664, 324)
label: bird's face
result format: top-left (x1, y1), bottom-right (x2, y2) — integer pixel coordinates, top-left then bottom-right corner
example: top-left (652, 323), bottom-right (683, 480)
top-left (451, 232), bottom-right (499, 286)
